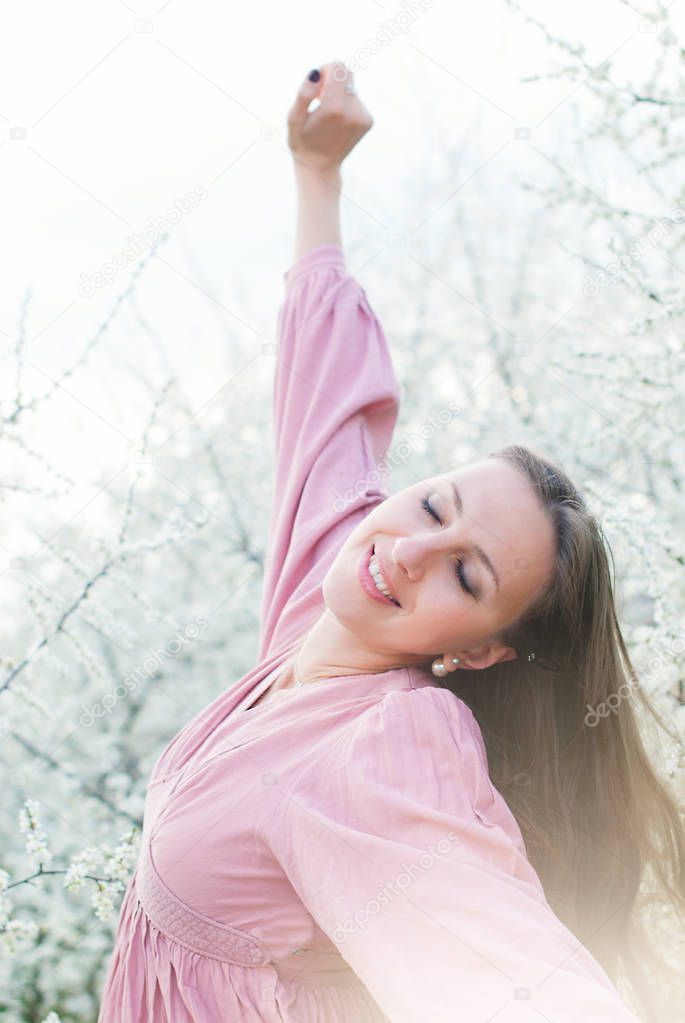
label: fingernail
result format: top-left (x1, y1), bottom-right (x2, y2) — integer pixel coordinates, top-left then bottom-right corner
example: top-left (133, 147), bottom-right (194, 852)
top-left (308, 69), bottom-right (320, 82)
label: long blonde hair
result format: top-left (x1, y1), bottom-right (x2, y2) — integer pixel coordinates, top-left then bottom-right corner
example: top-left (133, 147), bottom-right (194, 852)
top-left (445, 444), bottom-right (685, 1021)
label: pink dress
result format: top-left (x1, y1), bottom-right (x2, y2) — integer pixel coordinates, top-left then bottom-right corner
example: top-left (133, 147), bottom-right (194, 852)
top-left (97, 244), bottom-right (640, 1022)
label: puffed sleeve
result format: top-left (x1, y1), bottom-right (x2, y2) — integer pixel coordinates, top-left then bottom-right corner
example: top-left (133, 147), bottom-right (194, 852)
top-left (258, 244), bottom-right (401, 662)
top-left (264, 687), bottom-right (641, 1022)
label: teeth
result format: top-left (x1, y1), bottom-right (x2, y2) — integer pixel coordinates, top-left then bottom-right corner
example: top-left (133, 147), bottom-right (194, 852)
top-left (369, 554), bottom-right (397, 603)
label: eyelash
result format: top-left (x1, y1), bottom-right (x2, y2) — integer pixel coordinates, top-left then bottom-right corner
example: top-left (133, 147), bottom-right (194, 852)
top-left (420, 494), bottom-right (476, 598)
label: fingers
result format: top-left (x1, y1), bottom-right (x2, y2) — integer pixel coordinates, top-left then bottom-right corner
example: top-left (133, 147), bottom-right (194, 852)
top-left (288, 71), bottom-right (325, 126)
top-left (317, 61), bottom-right (356, 109)
top-left (288, 62), bottom-right (356, 126)
top-left (286, 61), bottom-right (372, 171)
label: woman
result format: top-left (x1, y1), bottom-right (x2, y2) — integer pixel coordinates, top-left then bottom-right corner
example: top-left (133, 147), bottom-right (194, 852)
top-left (98, 63), bottom-right (684, 1022)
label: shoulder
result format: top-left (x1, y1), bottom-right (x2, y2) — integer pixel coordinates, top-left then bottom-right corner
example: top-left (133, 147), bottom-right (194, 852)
top-left (383, 672), bottom-right (486, 754)
top-left (312, 677), bottom-right (495, 819)
top-left (264, 674), bottom-right (509, 850)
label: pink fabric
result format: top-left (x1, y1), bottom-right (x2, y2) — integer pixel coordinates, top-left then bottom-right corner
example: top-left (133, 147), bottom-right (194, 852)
top-left (97, 244), bottom-right (640, 1022)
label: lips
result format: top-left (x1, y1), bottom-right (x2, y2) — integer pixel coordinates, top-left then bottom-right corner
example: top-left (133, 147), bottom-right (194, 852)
top-left (357, 545), bottom-right (401, 607)
top-left (371, 544), bottom-right (400, 604)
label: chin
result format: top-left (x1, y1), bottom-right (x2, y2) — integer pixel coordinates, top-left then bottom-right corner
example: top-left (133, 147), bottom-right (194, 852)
top-left (321, 571), bottom-right (367, 637)
top-left (320, 571), bottom-right (349, 620)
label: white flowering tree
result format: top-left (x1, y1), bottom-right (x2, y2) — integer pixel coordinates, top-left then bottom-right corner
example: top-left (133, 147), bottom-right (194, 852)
top-left (0, 235), bottom-right (275, 1018)
top-left (1, 2), bottom-right (684, 1020)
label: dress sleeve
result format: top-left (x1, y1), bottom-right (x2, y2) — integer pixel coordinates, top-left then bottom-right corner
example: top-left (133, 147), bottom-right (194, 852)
top-left (257, 244), bottom-right (400, 662)
top-left (264, 688), bottom-right (641, 1023)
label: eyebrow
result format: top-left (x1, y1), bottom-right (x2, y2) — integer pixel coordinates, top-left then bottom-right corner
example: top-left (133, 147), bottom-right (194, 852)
top-left (449, 481), bottom-right (500, 592)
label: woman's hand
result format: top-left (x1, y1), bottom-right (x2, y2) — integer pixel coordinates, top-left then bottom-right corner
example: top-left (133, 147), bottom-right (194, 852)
top-left (287, 62), bottom-right (374, 178)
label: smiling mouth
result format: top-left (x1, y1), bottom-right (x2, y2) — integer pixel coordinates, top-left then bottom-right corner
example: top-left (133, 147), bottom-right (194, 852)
top-left (368, 545), bottom-right (401, 606)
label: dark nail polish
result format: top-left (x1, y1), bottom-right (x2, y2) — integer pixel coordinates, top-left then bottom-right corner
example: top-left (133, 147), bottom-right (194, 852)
top-left (308, 69), bottom-right (320, 82)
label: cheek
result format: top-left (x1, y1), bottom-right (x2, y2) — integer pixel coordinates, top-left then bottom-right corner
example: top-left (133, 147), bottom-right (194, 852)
top-left (409, 600), bottom-right (457, 641)
top-left (409, 585), bottom-right (484, 646)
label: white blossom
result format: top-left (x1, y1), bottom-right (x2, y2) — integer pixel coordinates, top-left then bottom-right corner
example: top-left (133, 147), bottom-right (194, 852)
top-left (103, 830), bottom-right (139, 886)
top-left (18, 799), bottom-right (52, 870)
top-left (0, 896), bottom-right (10, 929)
top-left (0, 917), bottom-right (39, 954)
top-left (63, 845), bottom-right (103, 892)
top-left (90, 882), bottom-right (115, 922)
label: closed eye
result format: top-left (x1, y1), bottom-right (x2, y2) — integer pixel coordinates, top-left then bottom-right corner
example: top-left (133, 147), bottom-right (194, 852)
top-left (420, 493), bottom-right (477, 599)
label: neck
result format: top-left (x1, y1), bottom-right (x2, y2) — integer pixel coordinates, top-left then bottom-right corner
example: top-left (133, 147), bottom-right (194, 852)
top-left (290, 608), bottom-right (428, 684)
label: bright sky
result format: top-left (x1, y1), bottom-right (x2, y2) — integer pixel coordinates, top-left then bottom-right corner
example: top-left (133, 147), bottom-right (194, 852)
top-left (0, 0), bottom-right (679, 559)
top-left (2, 0), bottom-right (661, 323)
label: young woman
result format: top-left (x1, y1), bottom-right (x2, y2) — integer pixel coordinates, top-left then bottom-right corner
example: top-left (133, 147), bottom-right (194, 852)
top-left (98, 63), bottom-right (684, 1023)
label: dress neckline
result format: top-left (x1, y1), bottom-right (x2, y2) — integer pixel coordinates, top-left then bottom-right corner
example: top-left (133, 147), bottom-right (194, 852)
top-left (239, 654), bottom-right (437, 716)
top-left (238, 638), bottom-right (305, 715)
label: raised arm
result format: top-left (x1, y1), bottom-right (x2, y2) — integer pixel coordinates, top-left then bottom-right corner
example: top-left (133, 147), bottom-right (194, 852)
top-left (288, 62), bottom-right (373, 264)
top-left (258, 65), bottom-right (399, 663)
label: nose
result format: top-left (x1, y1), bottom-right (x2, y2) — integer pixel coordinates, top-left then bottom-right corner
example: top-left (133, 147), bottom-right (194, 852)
top-left (392, 533), bottom-right (449, 583)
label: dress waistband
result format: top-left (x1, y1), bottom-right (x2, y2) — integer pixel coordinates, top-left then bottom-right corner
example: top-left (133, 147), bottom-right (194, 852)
top-left (135, 843), bottom-right (270, 967)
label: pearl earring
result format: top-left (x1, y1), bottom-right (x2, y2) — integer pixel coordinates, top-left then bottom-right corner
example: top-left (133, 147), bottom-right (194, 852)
top-left (431, 656), bottom-right (460, 678)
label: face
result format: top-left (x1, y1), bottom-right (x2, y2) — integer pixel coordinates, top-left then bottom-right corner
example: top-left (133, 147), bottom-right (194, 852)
top-left (322, 459), bottom-right (556, 668)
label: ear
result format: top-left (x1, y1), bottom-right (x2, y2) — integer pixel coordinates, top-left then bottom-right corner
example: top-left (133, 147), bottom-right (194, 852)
top-left (458, 641), bottom-right (518, 671)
